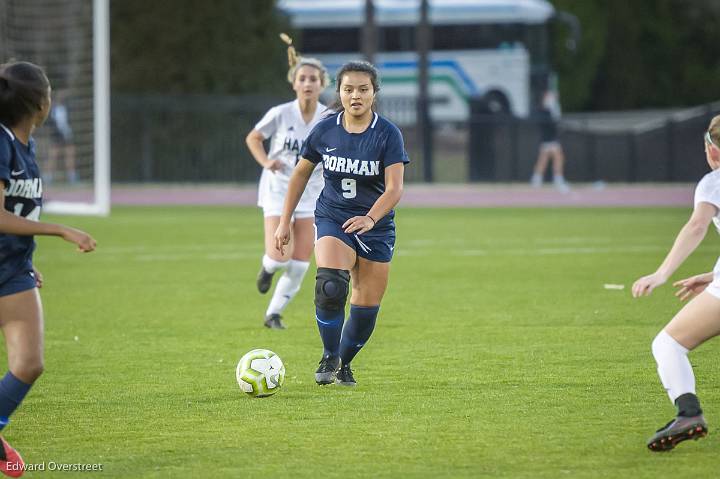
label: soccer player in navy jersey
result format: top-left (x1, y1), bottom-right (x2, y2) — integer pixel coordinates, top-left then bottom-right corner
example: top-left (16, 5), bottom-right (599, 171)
top-left (0, 61), bottom-right (96, 476)
top-left (275, 61), bottom-right (409, 386)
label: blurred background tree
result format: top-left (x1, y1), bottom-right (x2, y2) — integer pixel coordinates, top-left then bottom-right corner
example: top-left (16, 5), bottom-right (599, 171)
top-left (552, 0), bottom-right (720, 111)
top-left (110, 0), bottom-right (720, 110)
top-left (111, 0), bottom-right (291, 95)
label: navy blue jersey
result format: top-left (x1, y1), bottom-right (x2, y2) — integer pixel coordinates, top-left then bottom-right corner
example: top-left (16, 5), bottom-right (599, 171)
top-left (0, 123), bottom-right (43, 284)
top-left (301, 112), bottom-right (409, 229)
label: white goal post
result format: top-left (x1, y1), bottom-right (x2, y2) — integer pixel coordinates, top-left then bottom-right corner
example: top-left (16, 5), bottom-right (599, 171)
top-left (1, 0), bottom-right (111, 216)
top-left (45, 0), bottom-right (110, 216)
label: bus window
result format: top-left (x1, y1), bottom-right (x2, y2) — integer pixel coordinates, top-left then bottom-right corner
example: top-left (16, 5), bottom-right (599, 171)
top-left (379, 26), bottom-right (415, 52)
top-left (299, 27), bottom-right (361, 53)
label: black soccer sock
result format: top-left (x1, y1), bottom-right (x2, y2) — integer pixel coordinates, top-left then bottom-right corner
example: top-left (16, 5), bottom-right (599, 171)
top-left (675, 393), bottom-right (703, 417)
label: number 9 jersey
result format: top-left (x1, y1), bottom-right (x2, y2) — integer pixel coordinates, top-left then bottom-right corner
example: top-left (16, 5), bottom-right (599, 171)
top-left (301, 111), bottom-right (409, 230)
top-left (0, 123), bottom-right (42, 286)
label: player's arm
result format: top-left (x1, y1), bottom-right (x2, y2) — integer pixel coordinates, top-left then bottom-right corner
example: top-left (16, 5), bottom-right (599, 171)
top-left (0, 190), bottom-right (96, 252)
top-left (245, 129), bottom-right (282, 173)
top-left (673, 271), bottom-right (714, 301)
top-left (274, 158), bottom-right (315, 254)
top-left (632, 201), bottom-right (716, 297)
top-left (344, 163), bottom-right (404, 234)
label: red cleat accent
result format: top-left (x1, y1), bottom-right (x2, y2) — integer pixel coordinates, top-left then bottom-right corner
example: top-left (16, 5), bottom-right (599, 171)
top-left (0, 437), bottom-right (24, 477)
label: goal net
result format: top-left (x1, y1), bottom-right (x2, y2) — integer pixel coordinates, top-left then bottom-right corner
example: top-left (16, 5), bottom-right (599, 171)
top-left (0, 0), bottom-right (109, 215)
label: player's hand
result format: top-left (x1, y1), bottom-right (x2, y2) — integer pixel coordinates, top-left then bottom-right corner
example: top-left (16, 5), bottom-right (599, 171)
top-left (673, 274), bottom-right (712, 301)
top-left (632, 272), bottom-right (667, 298)
top-left (343, 215), bottom-right (375, 235)
top-left (265, 160), bottom-right (284, 173)
top-left (60, 226), bottom-right (97, 252)
top-left (32, 267), bottom-right (43, 288)
top-left (274, 222), bottom-right (291, 255)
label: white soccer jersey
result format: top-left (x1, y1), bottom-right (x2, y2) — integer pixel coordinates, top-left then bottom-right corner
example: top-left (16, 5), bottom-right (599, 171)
top-left (694, 169), bottom-right (720, 295)
top-left (255, 100), bottom-right (327, 216)
top-left (694, 169), bottom-right (720, 232)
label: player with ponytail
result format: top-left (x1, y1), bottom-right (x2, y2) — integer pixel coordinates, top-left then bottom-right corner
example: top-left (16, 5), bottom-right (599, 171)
top-left (245, 35), bottom-right (329, 329)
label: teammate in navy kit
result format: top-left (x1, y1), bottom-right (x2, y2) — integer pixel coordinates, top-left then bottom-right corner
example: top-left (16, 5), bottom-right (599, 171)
top-left (275, 61), bottom-right (409, 386)
top-left (246, 34), bottom-right (329, 329)
top-left (0, 61), bottom-right (96, 476)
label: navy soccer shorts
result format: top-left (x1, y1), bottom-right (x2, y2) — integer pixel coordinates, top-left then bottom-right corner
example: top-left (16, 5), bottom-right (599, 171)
top-left (315, 217), bottom-right (395, 263)
top-left (0, 268), bottom-right (36, 297)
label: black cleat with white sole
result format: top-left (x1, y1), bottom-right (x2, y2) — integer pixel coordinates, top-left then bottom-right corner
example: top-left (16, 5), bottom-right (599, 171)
top-left (335, 363), bottom-right (356, 387)
top-left (315, 355), bottom-right (340, 385)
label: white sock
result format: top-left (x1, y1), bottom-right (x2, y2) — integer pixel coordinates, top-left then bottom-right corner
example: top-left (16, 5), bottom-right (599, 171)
top-left (266, 260), bottom-right (310, 316)
top-left (652, 330), bottom-right (696, 403)
top-left (262, 254), bottom-right (288, 274)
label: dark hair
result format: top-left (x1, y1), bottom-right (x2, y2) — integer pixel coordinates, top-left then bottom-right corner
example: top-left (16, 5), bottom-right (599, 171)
top-left (0, 61), bottom-right (50, 127)
top-left (331, 61), bottom-right (380, 112)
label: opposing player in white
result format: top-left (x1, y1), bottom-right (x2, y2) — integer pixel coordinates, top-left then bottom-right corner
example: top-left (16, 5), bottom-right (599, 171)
top-left (632, 115), bottom-right (720, 451)
top-left (245, 34), bottom-right (329, 329)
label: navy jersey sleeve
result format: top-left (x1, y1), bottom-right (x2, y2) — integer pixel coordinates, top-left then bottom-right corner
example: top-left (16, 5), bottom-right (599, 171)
top-left (0, 134), bottom-right (11, 184)
top-left (383, 126), bottom-right (410, 167)
top-left (301, 124), bottom-right (323, 164)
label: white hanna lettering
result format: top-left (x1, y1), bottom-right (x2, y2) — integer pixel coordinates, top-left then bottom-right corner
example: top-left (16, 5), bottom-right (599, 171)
top-left (283, 137), bottom-right (304, 152)
top-left (322, 154), bottom-right (379, 176)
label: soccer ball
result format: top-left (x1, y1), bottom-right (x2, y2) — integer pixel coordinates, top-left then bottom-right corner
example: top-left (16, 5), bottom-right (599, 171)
top-left (236, 349), bottom-right (285, 398)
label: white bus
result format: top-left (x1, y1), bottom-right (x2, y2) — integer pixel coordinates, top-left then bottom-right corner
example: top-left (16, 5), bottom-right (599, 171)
top-left (277, 0), bottom-right (574, 125)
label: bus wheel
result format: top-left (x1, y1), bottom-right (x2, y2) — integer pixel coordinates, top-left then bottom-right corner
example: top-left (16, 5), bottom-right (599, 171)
top-left (483, 91), bottom-right (511, 114)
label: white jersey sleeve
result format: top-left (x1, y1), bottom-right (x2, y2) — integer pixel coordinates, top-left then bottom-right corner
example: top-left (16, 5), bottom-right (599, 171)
top-left (255, 101), bottom-right (327, 215)
top-left (694, 171), bottom-right (720, 210)
top-left (254, 106), bottom-right (280, 140)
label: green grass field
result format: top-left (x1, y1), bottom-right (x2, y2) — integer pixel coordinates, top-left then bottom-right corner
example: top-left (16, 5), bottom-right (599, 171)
top-left (8, 206), bottom-right (719, 477)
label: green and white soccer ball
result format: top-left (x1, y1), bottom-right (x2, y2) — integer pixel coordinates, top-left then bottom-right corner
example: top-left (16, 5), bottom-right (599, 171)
top-left (236, 349), bottom-right (285, 398)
